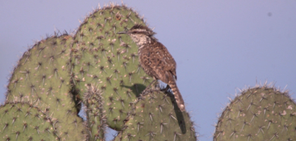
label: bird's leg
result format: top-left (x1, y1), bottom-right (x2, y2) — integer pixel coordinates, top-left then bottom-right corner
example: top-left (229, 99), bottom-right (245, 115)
top-left (161, 84), bottom-right (170, 92)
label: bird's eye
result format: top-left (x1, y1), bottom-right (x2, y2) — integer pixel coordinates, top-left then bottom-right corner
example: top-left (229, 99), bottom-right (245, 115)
top-left (132, 31), bottom-right (139, 34)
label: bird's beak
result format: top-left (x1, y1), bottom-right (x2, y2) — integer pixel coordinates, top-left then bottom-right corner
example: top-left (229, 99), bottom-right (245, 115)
top-left (117, 31), bottom-right (128, 34)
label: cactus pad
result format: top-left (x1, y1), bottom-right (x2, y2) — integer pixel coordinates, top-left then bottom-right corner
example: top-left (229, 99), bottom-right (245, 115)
top-left (214, 86), bottom-right (296, 141)
top-left (71, 4), bottom-right (152, 130)
top-left (0, 102), bottom-right (58, 140)
top-left (114, 88), bottom-right (197, 141)
top-left (5, 34), bottom-right (86, 140)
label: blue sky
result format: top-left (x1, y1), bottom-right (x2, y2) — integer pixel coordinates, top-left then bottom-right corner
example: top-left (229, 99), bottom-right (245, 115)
top-left (0, 0), bottom-right (295, 140)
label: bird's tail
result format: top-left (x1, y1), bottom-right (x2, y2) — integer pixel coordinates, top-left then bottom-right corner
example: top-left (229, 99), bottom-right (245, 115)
top-left (168, 81), bottom-right (185, 112)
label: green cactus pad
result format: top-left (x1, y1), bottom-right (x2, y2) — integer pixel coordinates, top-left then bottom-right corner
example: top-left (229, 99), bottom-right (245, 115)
top-left (113, 88), bottom-right (197, 141)
top-left (71, 4), bottom-right (152, 130)
top-left (214, 86), bottom-right (296, 141)
top-left (6, 34), bottom-right (87, 140)
top-left (84, 85), bottom-right (106, 140)
top-left (0, 102), bottom-right (58, 141)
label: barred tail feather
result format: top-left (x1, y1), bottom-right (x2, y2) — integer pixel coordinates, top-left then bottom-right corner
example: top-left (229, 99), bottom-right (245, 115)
top-left (168, 81), bottom-right (185, 112)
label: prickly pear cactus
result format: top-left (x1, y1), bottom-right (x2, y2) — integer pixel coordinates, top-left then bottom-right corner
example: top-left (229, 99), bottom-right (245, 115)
top-left (71, 4), bottom-right (152, 130)
top-left (0, 102), bottom-right (59, 141)
top-left (1, 3), bottom-right (197, 141)
top-left (5, 34), bottom-right (87, 140)
top-left (214, 86), bottom-right (296, 141)
top-left (114, 88), bottom-right (197, 141)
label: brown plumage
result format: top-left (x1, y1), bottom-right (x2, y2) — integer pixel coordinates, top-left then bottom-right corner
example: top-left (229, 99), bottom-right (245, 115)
top-left (118, 24), bottom-right (185, 112)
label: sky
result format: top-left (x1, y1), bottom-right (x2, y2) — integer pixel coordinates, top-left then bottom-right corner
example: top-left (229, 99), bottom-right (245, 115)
top-left (0, 0), bottom-right (296, 140)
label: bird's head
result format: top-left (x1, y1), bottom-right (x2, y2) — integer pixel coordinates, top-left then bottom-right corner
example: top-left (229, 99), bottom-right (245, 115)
top-left (117, 24), bottom-right (156, 45)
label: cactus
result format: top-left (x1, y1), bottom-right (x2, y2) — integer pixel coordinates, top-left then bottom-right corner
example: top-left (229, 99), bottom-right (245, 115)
top-left (1, 3), bottom-right (198, 141)
top-left (71, 4), bottom-right (152, 131)
top-left (83, 85), bottom-right (106, 140)
top-left (0, 102), bottom-right (58, 141)
top-left (214, 86), bottom-right (296, 141)
top-left (113, 88), bottom-right (197, 141)
top-left (3, 2), bottom-right (296, 141)
top-left (5, 34), bottom-right (87, 140)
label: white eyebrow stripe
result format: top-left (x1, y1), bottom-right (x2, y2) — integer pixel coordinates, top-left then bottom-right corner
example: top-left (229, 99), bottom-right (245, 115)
top-left (134, 29), bottom-right (147, 32)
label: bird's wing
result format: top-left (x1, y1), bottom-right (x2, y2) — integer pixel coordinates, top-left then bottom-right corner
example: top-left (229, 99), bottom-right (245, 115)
top-left (155, 42), bottom-right (177, 80)
top-left (140, 42), bottom-right (177, 83)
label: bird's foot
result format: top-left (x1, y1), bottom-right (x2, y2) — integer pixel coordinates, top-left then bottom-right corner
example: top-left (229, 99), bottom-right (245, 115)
top-left (160, 85), bottom-right (170, 92)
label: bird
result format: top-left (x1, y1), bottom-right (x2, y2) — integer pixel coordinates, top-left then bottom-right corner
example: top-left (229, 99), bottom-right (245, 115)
top-left (118, 24), bottom-right (185, 112)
